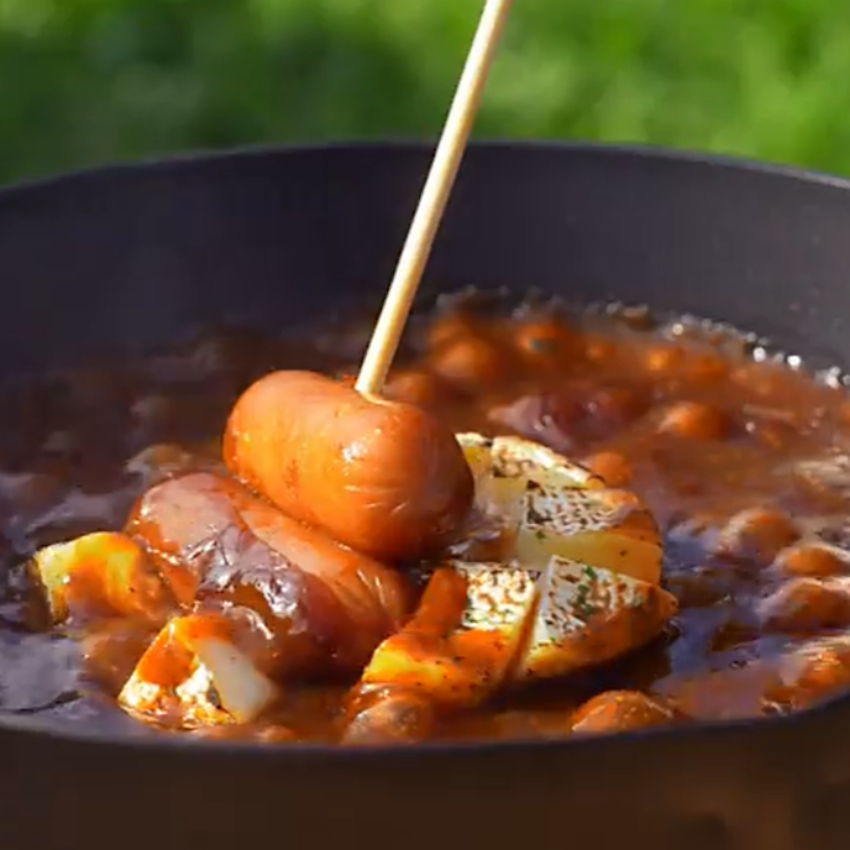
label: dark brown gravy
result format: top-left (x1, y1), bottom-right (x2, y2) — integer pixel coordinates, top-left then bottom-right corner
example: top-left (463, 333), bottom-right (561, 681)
top-left (5, 296), bottom-right (850, 744)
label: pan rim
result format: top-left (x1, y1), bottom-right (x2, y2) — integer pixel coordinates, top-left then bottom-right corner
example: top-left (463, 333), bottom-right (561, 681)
top-left (1, 137), bottom-right (850, 199)
top-left (1, 138), bottom-right (849, 759)
top-left (0, 690), bottom-right (820, 760)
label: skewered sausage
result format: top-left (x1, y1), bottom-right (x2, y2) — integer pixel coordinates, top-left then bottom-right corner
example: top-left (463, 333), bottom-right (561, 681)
top-left (223, 370), bottom-right (475, 561)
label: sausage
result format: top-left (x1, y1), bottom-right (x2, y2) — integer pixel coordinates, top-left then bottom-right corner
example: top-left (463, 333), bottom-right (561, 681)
top-left (223, 370), bottom-right (474, 561)
top-left (126, 472), bottom-right (413, 676)
top-left (341, 687), bottom-right (436, 745)
top-left (570, 690), bottom-right (675, 735)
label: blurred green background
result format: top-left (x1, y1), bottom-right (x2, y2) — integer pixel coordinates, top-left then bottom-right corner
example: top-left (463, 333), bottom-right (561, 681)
top-left (1, 0), bottom-right (849, 186)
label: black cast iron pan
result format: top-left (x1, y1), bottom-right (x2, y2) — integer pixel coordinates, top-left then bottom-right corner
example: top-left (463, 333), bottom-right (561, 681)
top-left (2, 142), bottom-right (850, 850)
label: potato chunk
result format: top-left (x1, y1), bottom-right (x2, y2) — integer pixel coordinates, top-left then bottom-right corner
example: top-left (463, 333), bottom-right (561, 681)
top-left (357, 434), bottom-right (673, 711)
top-left (360, 556), bottom-right (676, 709)
top-left (455, 434), bottom-right (662, 584)
top-left (30, 531), bottom-right (173, 625)
top-left (360, 567), bottom-right (514, 709)
top-left (512, 555), bottom-right (676, 680)
top-left (119, 612), bottom-right (279, 729)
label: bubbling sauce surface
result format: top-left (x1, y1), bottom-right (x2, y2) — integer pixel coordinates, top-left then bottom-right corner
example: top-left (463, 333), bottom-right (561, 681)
top-left (4, 294), bottom-right (850, 743)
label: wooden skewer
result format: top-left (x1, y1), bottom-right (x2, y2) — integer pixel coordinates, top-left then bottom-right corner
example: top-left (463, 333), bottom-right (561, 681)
top-left (355, 0), bottom-right (514, 396)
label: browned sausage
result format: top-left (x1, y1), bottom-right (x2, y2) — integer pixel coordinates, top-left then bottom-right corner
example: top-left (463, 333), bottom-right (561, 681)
top-left (126, 472), bottom-right (413, 676)
top-left (223, 370), bottom-right (474, 561)
top-left (341, 687), bottom-right (436, 745)
top-left (570, 690), bottom-right (675, 735)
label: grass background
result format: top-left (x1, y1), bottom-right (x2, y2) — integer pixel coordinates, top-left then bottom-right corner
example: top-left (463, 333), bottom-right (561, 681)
top-left (1, 0), bottom-right (849, 185)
